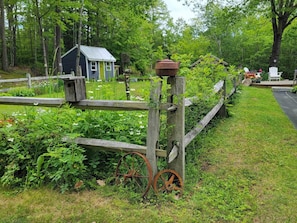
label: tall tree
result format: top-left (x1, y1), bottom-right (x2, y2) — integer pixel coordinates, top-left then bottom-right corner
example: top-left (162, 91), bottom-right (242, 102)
top-left (32, 0), bottom-right (49, 76)
top-left (6, 0), bottom-right (18, 67)
top-left (0, 0), bottom-right (8, 71)
top-left (191, 0), bottom-right (297, 67)
top-left (267, 0), bottom-right (297, 67)
top-left (76, 0), bottom-right (84, 76)
top-left (54, 1), bottom-right (62, 75)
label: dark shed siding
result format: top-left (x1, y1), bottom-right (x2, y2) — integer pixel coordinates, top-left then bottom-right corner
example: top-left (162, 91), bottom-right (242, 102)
top-left (62, 49), bottom-right (87, 77)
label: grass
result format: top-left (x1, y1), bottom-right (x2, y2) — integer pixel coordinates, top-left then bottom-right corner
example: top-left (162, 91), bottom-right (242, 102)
top-left (0, 79), bottom-right (151, 119)
top-left (1, 86), bottom-right (297, 222)
top-left (194, 86), bottom-right (297, 222)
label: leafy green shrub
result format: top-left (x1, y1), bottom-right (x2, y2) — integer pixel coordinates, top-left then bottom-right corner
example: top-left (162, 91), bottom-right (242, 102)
top-left (8, 87), bottom-right (35, 97)
top-left (260, 71), bottom-right (268, 81)
top-left (0, 107), bottom-right (87, 192)
top-left (172, 53), bottom-right (239, 132)
top-left (0, 93), bottom-right (11, 96)
top-left (172, 54), bottom-right (238, 102)
top-left (0, 107), bottom-right (148, 192)
top-left (72, 110), bottom-right (148, 180)
top-left (291, 85), bottom-right (297, 93)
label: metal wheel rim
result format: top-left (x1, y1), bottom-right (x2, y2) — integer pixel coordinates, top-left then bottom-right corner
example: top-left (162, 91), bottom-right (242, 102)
top-left (115, 152), bottom-right (153, 198)
top-left (153, 169), bottom-right (183, 195)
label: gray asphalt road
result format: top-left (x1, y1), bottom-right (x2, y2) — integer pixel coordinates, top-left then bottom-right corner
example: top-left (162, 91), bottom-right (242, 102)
top-left (273, 90), bottom-right (297, 129)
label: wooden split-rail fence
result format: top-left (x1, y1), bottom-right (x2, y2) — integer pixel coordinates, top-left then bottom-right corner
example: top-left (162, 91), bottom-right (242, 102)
top-left (0, 73), bottom-right (73, 92)
top-left (0, 75), bottom-right (241, 181)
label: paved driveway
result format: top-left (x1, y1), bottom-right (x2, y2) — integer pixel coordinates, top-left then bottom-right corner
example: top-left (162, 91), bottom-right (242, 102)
top-left (273, 88), bottom-right (297, 129)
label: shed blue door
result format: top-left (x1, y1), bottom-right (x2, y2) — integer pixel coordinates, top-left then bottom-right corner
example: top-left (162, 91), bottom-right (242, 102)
top-left (89, 61), bottom-right (99, 80)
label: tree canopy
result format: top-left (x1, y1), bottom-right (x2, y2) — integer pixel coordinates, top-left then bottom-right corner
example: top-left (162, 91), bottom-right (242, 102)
top-left (1, 0), bottom-right (297, 78)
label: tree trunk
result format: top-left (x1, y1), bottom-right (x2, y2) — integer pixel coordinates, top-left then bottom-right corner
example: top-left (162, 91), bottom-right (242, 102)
top-left (0, 0), bottom-right (8, 71)
top-left (54, 6), bottom-right (62, 75)
top-left (269, 31), bottom-right (282, 67)
top-left (269, 9), bottom-right (284, 68)
top-left (268, 0), bottom-right (297, 68)
top-left (12, 12), bottom-right (17, 66)
top-left (55, 25), bottom-right (62, 75)
top-left (76, 0), bottom-right (84, 76)
top-left (34, 0), bottom-right (49, 76)
top-left (7, 2), bottom-right (17, 66)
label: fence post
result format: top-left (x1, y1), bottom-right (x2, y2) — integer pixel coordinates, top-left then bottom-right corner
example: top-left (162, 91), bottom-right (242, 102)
top-left (223, 79), bottom-right (227, 99)
top-left (233, 77), bottom-right (237, 93)
top-left (146, 78), bottom-right (162, 177)
top-left (124, 73), bottom-right (130, 100)
top-left (26, 73), bottom-right (32, 88)
top-left (167, 76), bottom-right (185, 180)
top-left (293, 70), bottom-right (297, 86)
top-left (217, 79), bottom-right (227, 117)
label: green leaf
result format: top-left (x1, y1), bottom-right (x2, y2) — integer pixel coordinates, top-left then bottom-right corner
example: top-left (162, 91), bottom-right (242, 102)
top-left (36, 155), bottom-right (45, 177)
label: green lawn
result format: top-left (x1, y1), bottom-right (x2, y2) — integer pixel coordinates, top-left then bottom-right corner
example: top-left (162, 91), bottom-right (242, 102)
top-left (1, 86), bottom-right (297, 222)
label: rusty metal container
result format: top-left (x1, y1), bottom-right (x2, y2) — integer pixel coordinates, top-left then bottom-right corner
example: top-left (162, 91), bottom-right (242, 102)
top-left (155, 59), bottom-right (179, 77)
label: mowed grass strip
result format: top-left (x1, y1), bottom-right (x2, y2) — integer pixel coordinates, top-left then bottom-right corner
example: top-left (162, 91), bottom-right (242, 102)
top-left (194, 86), bottom-right (297, 222)
top-left (0, 86), bottom-right (297, 222)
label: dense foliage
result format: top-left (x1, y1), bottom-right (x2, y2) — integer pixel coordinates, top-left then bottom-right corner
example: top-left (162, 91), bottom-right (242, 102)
top-left (1, 0), bottom-right (297, 78)
top-left (0, 107), bottom-right (148, 192)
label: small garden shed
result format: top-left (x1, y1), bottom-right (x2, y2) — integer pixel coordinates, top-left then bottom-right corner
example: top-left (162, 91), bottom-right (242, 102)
top-left (62, 45), bottom-right (116, 81)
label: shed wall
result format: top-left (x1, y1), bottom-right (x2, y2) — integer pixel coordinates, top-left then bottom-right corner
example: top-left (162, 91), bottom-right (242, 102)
top-left (62, 49), bottom-right (87, 77)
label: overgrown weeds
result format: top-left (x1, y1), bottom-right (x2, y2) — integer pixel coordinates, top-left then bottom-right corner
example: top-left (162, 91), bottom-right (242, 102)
top-left (0, 107), bottom-right (150, 193)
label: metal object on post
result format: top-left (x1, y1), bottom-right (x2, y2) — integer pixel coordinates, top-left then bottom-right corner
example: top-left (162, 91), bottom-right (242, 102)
top-left (155, 59), bottom-right (180, 77)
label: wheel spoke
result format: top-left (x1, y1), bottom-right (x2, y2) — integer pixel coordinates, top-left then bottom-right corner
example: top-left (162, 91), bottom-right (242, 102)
top-left (158, 185), bottom-right (166, 192)
top-left (115, 152), bottom-right (153, 198)
top-left (172, 185), bottom-right (182, 191)
top-left (159, 175), bottom-right (167, 184)
top-left (168, 175), bottom-right (175, 184)
top-left (153, 169), bottom-right (183, 195)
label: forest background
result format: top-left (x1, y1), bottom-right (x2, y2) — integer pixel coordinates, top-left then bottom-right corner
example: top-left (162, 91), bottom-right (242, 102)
top-left (0, 0), bottom-right (297, 79)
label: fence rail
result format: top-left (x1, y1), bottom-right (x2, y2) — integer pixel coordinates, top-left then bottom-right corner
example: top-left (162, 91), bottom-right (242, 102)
top-left (0, 74), bottom-right (72, 89)
top-left (0, 96), bottom-right (172, 111)
top-left (0, 75), bottom-right (241, 182)
top-left (62, 137), bottom-right (167, 158)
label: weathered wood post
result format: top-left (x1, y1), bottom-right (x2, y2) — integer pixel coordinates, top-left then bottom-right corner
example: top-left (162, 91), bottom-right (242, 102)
top-left (146, 78), bottom-right (162, 176)
top-left (124, 70), bottom-right (131, 100)
top-left (154, 58), bottom-right (185, 180)
top-left (233, 77), bottom-right (237, 93)
top-left (167, 76), bottom-right (185, 180)
top-left (26, 73), bottom-right (32, 89)
top-left (293, 70), bottom-right (297, 86)
top-left (217, 79), bottom-right (227, 117)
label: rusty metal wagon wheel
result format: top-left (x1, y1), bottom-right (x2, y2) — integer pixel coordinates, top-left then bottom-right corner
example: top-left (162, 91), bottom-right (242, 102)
top-left (115, 152), bottom-right (153, 198)
top-left (153, 169), bottom-right (183, 195)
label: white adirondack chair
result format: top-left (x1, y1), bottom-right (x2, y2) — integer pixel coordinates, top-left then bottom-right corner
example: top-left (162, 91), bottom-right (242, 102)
top-left (268, 67), bottom-right (282, 81)
top-left (243, 67), bottom-right (249, 73)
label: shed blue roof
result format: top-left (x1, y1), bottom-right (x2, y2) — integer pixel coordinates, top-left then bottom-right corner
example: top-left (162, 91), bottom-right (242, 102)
top-left (62, 45), bottom-right (116, 62)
